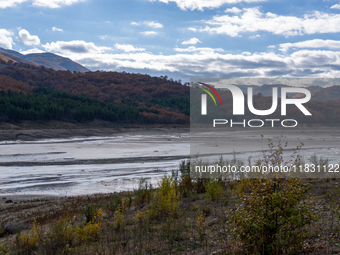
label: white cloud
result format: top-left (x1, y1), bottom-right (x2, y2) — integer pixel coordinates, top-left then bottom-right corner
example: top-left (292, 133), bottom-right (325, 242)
top-left (18, 29), bottom-right (40, 46)
top-left (99, 35), bottom-right (108, 40)
top-left (149, 0), bottom-right (266, 11)
top-left (0, 0), bottom-right (84, 8)
top-left (32, 0), bottom-right (84, 8)
top-left (280, 39), bottom-right (340, 52)
top-left (188, 27), bottom-right (197, 32)
top-left (225, 7), bottom-right (242, 13)
top-left (241, 51), bottom-right (251, 55)
top-left (174, 46), bottom-right (224, 53)
top-left (131, 21), bottom-right (163, 28)
top-left (268, 45), bottom-right (275, 48)
top-left (331, 3), bottom-right (340, 9)
top-left (198, 7), bottom-right (340, 37)
top-left (114, 43), bottom-right (145, 52)
top-left (0, 29), bottom-right (14, 49)
top-left (42, 40), bottom-right (111, 54)
top-left (182, 37), bottom-right (202, 44)
top-left (20, 48), bottom-right (45, 54)
top-left (140, 31), bottom-right (158, 36)
top-left (0, 0), bottom-right (27, 8)
top-left (249, 34), bottom-right (261, 39)
top-left (52, 27), bottom-right (63, 32)
top-left (144, 21), bottom-right (163, 28)
top-left (58, 47), bottom-right (340, 79)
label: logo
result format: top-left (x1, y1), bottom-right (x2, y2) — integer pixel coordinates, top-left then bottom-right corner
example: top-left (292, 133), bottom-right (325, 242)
top-left (198, 82), bottom-right (312, 128)
top-left (198, 82), bottom-right (222, 115)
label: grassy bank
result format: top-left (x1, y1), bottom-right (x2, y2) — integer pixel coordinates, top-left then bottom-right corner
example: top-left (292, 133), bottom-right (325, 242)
top-left (1, 162), bottom-right (340, 254)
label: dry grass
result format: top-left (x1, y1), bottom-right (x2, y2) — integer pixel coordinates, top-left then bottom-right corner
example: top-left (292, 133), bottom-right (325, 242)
top-left (0, 177), bottom-right (340, 254)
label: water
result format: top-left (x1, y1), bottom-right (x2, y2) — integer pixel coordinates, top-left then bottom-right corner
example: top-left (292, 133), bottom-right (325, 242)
top-left (0, 134), bottom-right (190, 196)
top-left (1, 128), bottom-right (340, 196)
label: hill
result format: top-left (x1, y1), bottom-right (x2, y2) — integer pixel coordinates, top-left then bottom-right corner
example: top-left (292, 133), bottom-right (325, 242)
top-left (0, 59), bottom-right (190, 125)
top-left (0, 47), bottom-right (89, 72)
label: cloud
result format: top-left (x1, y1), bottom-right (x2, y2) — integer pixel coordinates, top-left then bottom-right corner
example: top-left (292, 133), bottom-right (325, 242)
top-left (197, 7), bottom-right (340, 37)
top-left (0, 0), bottom-right (84, 8)
top-left (249, 34), bottom-right (261, 39)
top-left (0, 0), bottom-right (27, 9)
top-left (140, 31), bottom-right (158, 35)
top-left (280, 39), bottom-right (340, 52)
top-left (144, 21), bottom-right (163, 28)
top-left (188, 27), bottom-right (197, 32)
top-left (114, 43), bottom-right (145, 52)
top-left (32, 0), bottom-right (84, 8)
top-left (149, 0), bottom-right (266, 11)
top-left (42, 40), bottom-right (111, 54)
top-left (331, 3), bottom-right (340, 9)
top-left (225, 7), bottom-right (242, 13)
top-left (268, 45), bottom-right (275, 48)
top-left (182, 37), bottom-right (202, 44)
top-left (59, 48), bottom-right (340, 80)
top-left (0, 29), bottom-right (14, 49)
top-left (20, 48), bottom-right (45, 54)
top-left (174, 46), bottom-right (224, 53)
top-left (18, 29), bottom-right (40, 46)
top-left (52, 27), bottom-right (63, 32)
top-left (131, 21), bottom-right (163, 28)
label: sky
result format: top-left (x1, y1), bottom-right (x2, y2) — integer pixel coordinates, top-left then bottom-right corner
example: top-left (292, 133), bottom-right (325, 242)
top-left (1, 0), bottom-right (340, 82)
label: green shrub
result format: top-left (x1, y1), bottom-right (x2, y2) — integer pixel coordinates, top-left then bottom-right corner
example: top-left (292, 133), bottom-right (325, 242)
top-left (81, 203), bottom-right (97, 223)
top-left (134, 178), bottom-right (153, 205)
top-left (204, 179), bottom-right (223, 201)
top-left (104, 194), bottom-right (122, 215)
top-left (227, 178), bottom-right (315, 254)
top-left (148, 175), bottom-right (180, 220)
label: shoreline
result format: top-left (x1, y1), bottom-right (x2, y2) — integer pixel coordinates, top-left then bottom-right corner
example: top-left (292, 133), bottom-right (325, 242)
top-left (0, 126), bottom-right (189, 141)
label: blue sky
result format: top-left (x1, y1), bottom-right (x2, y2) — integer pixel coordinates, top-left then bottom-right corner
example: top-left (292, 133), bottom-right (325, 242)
top-left (1, 0), bottom-right (340, 81)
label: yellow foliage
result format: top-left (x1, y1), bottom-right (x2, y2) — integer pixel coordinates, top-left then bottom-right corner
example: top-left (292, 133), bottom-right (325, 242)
top-left (16, 219), bottom-right (42, 252)
top-left (149, 175), bottom-right (180, 219)
top-left (114, 206), bottom-right (125, 230)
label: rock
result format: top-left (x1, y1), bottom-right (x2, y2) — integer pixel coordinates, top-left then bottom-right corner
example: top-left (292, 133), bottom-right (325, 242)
top-left (5, 200), bottom-right (13, 204)
top-left (2, 197), bottom-right (6, 200)
top-left (0, 221), bottom-right (32, 236)
top-left (206, 218), bottom-right (219, 226)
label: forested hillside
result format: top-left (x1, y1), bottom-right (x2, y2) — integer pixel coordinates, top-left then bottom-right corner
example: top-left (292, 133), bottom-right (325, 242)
top-left (0, 59), bottom-right (190, 124)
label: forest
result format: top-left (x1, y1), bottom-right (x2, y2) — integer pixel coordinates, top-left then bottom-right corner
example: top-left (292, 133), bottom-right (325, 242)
top-left (0, 60), bottom-right (189, 124)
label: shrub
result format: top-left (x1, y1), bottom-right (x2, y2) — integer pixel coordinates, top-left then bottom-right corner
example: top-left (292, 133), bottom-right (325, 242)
top-left (227, 178), bottom-right (315, 254)
top-left (81, 203), bottom-right (97, 223)
top-left (15, 219), bottom-right (42, 254)
top-left (204, 179), bottom-right (223, 201)
top-left (114, 207), bottom-right (125, 230)
top-left (104, 194), bottom-right (122, 215)
top-left (148, 175), bottom-right (180, 220)
top-left (178, 160), bottom-right (193, 197)
top-left (44, 209), bottom-right (103, 252)
top-left (197, 210), bottom-right (206, 243)
top-left (134, 178), bottom-right (153, 205)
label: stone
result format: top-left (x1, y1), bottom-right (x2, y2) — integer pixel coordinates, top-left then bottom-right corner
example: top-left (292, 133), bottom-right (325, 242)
top-left (0, 221), bottom-right (32, 236)
top-left (206, 218), bottom-right (219, 226)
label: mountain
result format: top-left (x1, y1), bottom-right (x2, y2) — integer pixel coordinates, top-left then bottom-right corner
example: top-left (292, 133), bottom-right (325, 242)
top-left (0, 60), bottom-right (190, 124)
top-left (0, 47), bottom-right (89, 72)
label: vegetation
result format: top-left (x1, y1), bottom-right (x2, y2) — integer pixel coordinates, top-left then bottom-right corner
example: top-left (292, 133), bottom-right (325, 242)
top-left (0, 60), bottom-right (190, 124)
top-left (2, 144), bottom-right (340, 254)
top-left (0, 88), bottom-right (144, 123)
